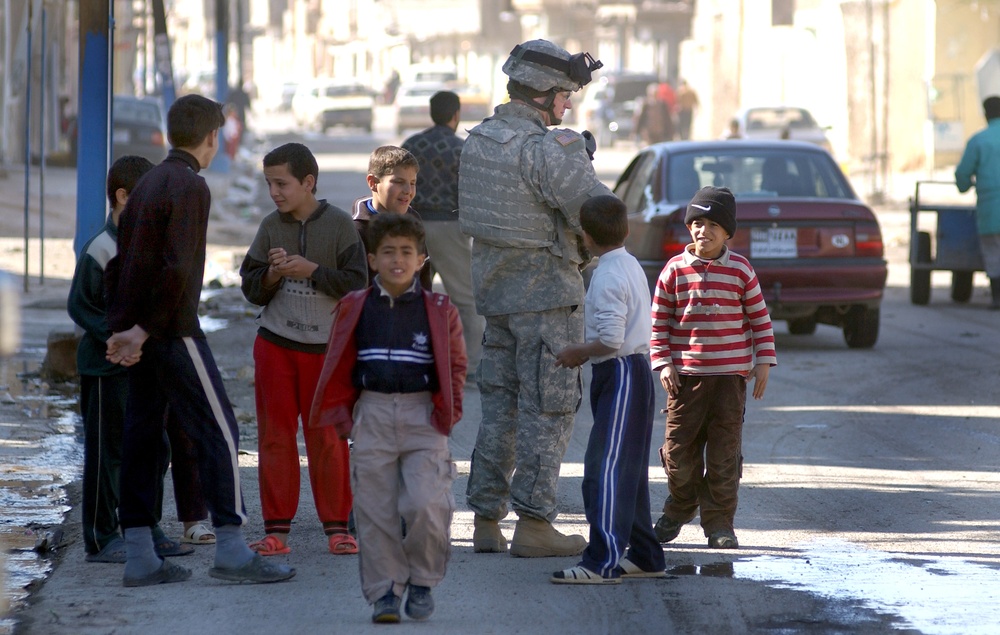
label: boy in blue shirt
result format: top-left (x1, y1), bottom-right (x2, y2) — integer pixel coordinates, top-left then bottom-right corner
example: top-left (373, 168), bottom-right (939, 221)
top-left (551, 194), bottom-right (666, 584)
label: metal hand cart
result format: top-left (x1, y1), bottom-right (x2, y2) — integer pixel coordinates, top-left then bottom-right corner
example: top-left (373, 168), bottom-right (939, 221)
top-left (909, 180), bottom-right (983, 305)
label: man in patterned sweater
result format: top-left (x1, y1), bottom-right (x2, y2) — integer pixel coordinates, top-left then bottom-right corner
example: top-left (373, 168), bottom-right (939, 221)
top-left (649, 186), bottom-right (776, 550)
top-left (402, 91), bottom-right (485, 377)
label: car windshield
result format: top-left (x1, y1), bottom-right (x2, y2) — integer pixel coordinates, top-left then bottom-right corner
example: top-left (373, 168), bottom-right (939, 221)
top-left (114, 99), bottom-right (162, 126)
top-left (745, 108), bottom-right (818, 131)
top-left (667, 149), bottom-right (852, 201)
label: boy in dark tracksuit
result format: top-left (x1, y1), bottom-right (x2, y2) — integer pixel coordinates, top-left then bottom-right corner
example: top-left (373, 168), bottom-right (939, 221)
top-left (69, 156), bottom-right (205, 563)
top-left (105, 94), bottom-right (294, 587)
top-left (551, 195), bottom-right (666, 584)
top-left (310, 213), bottom-right (466, 623)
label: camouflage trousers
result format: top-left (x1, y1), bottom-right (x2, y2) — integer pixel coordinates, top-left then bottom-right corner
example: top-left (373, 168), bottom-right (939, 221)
top-left (466, 306), bottom-right (583, 522)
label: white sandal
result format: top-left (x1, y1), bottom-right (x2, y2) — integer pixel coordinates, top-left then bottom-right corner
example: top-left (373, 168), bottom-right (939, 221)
top-left (181, 523), bottom-right (216, 545)
top-left (550, 565), bottom-right (620, 585)
top-left (619, 557), bottom-right (666, 578)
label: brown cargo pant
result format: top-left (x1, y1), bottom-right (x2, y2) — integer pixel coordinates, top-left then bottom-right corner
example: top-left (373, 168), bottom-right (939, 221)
top-left (659, 374), bottom-right (746, 536)
top-left (350, 391), bottom-right (456, 603)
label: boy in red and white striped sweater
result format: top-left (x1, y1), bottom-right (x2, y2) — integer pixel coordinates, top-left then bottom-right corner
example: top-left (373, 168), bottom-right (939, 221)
top-left (649, 186), bottom-right (776, 550)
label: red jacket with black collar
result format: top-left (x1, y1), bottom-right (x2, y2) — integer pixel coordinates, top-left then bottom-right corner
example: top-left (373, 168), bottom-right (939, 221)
top-left (308, 285), bottom-right (467, 438)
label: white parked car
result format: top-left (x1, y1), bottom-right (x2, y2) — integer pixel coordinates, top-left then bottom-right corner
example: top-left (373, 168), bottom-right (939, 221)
top-left (394, 82), bottom-right (449, 134)
top-left (734, 106), bottom-right (832, 153)
top-left (292, 79), bottom-right (375, 132)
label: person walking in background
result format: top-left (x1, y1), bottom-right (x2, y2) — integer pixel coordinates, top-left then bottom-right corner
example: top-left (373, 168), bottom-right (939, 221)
top-left (239, 142), bottom-right (368, 557)
top-left (105, 94), bottom-right (294, 587)
top-left (956, 95), bottom-right (1000, 309)
top-left (676, 79), bottom-right (699, 140)
top-left (310, 213), bottom-right (466, 623)
top-left (459, 39), bottom-right (611, 558)
top-left (649, 186), bottom-right (776, 550)
top-left (402, 90), bottom-right (485, 378)
top-left (550, 195), bottom-right (666, 585)
top-left (69, 156), bottom-right (209, 564)
top-left (634, 82), bottom-right (675, 145)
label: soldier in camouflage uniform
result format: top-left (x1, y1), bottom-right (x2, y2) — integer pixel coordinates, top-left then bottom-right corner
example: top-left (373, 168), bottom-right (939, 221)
top-left (458, 39), bottom-right (612, 557)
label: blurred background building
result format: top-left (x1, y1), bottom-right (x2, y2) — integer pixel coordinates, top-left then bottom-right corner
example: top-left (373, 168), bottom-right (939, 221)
top-left (1, 0), bottom-right (1000, 183)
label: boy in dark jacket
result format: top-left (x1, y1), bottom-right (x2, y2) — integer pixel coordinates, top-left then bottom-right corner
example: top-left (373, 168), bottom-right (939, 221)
top-left (69, 156), bottom-right (207, 564)
top-left (310, 213), bottom-right (466, 623)
top-left (105, 94), bottom-right (294, 587)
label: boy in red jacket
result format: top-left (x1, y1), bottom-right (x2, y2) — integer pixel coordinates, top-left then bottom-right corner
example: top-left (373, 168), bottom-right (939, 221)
top-left (310, 213), bottom-right (466, 623)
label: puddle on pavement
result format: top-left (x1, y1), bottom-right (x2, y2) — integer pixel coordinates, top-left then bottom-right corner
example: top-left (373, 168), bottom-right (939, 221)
top-left (732, 539), bottom-right (1000, 634)
top-left (0, 357), bottom-right (81, 634)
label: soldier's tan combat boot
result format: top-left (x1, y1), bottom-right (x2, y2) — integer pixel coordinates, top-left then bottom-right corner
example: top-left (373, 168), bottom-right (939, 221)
top-left (472, 516), bottom-right (507, 553)
top-left (509, 517), bottom-right (587, 558)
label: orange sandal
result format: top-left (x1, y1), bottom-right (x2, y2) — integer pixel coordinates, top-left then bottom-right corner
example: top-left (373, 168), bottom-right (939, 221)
top-left (328, 533), bottom-right (358, 555)
top-left (249, 535), bottom-right (291, 556)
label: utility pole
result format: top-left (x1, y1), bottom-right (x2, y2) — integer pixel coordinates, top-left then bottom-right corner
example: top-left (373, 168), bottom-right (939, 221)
top-left (75, 0), bottom-right (111, 258)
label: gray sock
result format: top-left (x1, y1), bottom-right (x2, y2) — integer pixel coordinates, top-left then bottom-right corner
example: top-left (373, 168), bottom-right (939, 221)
top-left (123, 526), bottom-right (162, 579)
top-left (213, 524), bottom-right (254, 569)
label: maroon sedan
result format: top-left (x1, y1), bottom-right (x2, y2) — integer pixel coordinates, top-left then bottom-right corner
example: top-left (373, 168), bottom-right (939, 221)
top-left (613, 139), bottom-right (887, 348)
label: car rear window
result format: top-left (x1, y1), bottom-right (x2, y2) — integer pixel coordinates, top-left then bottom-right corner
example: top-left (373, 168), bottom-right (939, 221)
top-left (324, 85), bottom-right (368, 97)
top-left (745, 108), bottom-right (817, 131)
top-left (114, 99), bottom-right (162, 126)
top-left (667, 149), bottom-right (852, 201)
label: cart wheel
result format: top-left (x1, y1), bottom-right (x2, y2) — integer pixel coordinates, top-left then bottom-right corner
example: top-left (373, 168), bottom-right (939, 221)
top-left (843, 306), bottom-right (880, 349)
top-left (951, 271), bottom-right (974, 303)
top-left (910, 231), bottom-right (932, 305)
top-left (787, 316), bottom-right (817, 335)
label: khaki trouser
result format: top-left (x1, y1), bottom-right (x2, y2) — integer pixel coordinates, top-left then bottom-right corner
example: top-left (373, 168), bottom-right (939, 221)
top-left (350, 391), bottom-right (456, 603)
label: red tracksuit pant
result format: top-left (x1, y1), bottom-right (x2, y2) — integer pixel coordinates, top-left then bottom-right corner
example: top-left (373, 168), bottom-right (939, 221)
top-left (254, 336), bottom-right (352, 534)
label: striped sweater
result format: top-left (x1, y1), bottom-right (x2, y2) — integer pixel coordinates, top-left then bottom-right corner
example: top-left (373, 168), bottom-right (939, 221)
top-left (650, 245), bottom-right (777, 375)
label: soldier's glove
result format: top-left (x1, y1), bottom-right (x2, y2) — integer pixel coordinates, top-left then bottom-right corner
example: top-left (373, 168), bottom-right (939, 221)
top-left (582, 130), bottom-right (596, 161)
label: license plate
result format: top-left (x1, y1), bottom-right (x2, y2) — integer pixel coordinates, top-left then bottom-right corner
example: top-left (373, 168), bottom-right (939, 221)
top-left (751, 227), bottom-right (797, 258)
top-left (112, 129), bottom-right (130, 143)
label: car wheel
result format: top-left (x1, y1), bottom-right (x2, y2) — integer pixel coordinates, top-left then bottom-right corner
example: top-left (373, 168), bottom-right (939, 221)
top-left (951, 271), bottom-right (974, 303)
top-left (787, 316), bottom-right (817, 335)
top-left (910, 231), bottom-right (932, 305)
top-left (843, 306), bottom-right (879, 349)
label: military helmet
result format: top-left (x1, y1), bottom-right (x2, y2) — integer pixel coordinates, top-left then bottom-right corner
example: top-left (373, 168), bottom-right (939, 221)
top-left (502, 39), bottom-right (602, 93)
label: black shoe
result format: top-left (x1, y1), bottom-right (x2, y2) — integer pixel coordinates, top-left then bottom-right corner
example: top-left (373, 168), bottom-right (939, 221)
top-left (372, 591), bottom-right (401, 623)
top-left (653, 515), bottom-right (684, 544)
top-left (708, 531), bottom-right (739, 549)
top-left (405, 584), bottom-right (434, 620)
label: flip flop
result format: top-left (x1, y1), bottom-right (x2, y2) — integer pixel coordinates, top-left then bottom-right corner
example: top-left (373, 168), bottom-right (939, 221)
top-left (249, 535), bottom-right (291, 556)
top-left (328, 533), bottom-right (358, 555)
top-left (123, 559), bottom-right (192, 587)
top-left (154, 536), bottom-right (195, 558)
top-left (85, 536), bottom-right (127, 564)
top-left (550, 566), bottom-right (620, 585)
top-left (208, 554), bottom-right (296, 583)
top-left (618, 557), bottom-right (667, 578)
top-left (181, 523), bottom-right (216, 545)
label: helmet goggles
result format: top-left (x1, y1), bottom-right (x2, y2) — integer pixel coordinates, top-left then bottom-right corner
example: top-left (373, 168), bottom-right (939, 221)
top-left (508, 44), bottom-right (604, 89)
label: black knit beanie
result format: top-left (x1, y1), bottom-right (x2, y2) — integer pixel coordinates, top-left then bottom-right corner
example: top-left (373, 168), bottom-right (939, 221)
top-left (684, 186), bottom-right (737, 237)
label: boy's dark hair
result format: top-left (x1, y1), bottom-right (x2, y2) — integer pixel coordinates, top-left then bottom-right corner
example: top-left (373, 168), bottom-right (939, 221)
top-left (167, 94), bottom-right (225, 149)
top-left (368, 145), bottom-right (419, 179)
top-left (984, 96), bottom-right (1000, 121)
top-left (263, 142), bottom-right (319, 194)
top-left (430, 91), bottom-right (461, 126)
top-left (368, 212), bottom-right (426, 255)
top-left (580, 194), bottom-right (628, 247)
top-left (106, 155), bottom-right (155, 207)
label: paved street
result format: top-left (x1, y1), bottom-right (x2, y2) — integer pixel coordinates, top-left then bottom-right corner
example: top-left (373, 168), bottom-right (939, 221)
top-left (2, 114), bottom-right (999, 634)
